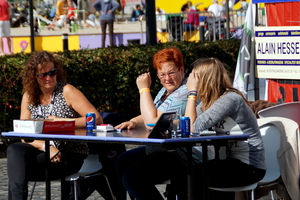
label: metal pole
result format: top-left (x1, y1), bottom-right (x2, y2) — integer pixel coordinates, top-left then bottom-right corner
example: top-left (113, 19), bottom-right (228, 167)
top-left (254, 4), bottom-right (259, 100)
top-left (145, 0), bottom-right (156, 45)
top-left (225, 0), bottom-right (230, 39)
top-left (140, 18), bottom-right (143, 44)
top-left (62, 33), bottom-right (69, 51)
top-left (45, 141), bottom-right (50, 200)
top-left (29, 0), bottom-right (35, 52)
top-left (200, 25), bottom-right (204, 42)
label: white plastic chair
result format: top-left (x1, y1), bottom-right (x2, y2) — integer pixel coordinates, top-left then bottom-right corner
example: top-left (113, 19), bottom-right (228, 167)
top-left (210, 124), bottom-right (289, 200)
top-left (209, 180), bottom-right (257, 200)
top-left (258, 102), bottom-right (300, 126)
top-left (29, 154), bottom-right (115, 200)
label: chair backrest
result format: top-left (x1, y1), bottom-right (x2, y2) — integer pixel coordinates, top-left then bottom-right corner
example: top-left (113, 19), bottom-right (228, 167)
top-left (258, 102), bottom-right (300, 127)
top-left (259, 124), bottom-right (281, 183)
top-left (78, 154), bottom-right (102, 173)
top-left (100, 112), bottom-right (122, 127)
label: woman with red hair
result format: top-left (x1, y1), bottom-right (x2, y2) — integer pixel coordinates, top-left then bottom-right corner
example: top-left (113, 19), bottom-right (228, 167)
top-left (115, 47), bottom-right (190, 200)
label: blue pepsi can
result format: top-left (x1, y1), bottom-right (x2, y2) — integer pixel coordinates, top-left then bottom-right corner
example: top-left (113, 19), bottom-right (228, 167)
top-left (86, 112), bottom-right (96, 131)
top-left (180, 116), bottom-right (190, 137)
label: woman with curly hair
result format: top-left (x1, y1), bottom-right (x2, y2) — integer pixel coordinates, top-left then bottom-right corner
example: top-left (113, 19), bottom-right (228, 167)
top-left (7, 51), bottom-right (102, 200)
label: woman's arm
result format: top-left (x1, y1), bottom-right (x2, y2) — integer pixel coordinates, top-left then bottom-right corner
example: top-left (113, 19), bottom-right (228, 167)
top-left (137, 72), bottom-right (162, 124)
top-left (92, 1), bottom-right (101, 12)
top-left (20, 92), bottom-right (31, 120)
top-left (111, 0), bottom-right (120, 12)
top-left (63, 84), bottom-right (102, 128)
top-left (114, 115), bottom-right (145, 129)
top-left (185, 71), bottom-right (199, 132)
top-left (184, 13), bottom-right (194, 24)
top-left (115, 73), bottom-right (162, 130)
top-left (20, 92), bottom-right (62, 162)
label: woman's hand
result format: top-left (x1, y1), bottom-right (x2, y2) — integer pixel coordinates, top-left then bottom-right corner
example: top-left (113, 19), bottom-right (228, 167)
top-left (136, 72), bottom-right (151, 90)
top-left (47, 115), bottom-right (61, 120)
top-left (50, 146), bottom-right (61, 163)
top-left (114, 121), bottom-right (137, 130)
top-left (186, 70), bottom-right (200, 91)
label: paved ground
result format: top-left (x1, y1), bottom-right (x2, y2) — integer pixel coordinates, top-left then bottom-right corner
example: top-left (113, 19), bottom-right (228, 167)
top-left (0, 144), bottom-right (167, 200)
top-left (0, 156), bottom-right (280, 200)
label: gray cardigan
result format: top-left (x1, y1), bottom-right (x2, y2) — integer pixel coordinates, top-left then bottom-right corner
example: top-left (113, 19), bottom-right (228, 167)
top-left (93, 0), bottom-right (119, 21)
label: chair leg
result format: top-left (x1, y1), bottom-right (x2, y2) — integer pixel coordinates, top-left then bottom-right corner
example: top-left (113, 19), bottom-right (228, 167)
top-left (74, 180), bottom-right (78, 200)
top-left (270, 190), bottom-right (275, 200)
top-left (103, 174), bottom-right (117, 200)
top-left (250, 189), bottom-right (255, 200)
top-left (246, 189), bottom-right (255, 200)
top-left (29, 181), bottom-right (37, 200)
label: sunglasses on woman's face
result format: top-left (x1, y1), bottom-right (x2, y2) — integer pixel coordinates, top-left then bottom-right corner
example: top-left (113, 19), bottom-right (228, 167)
top-left (36, 68), bottom-right (58, 78)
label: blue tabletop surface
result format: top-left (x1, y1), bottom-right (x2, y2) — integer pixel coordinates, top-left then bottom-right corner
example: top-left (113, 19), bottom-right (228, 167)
top-left (2, 129), bottom-right (249, 145)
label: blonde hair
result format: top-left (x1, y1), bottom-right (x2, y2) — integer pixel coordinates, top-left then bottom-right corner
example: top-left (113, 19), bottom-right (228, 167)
top-left (192, 58), bottom-right (249, 111)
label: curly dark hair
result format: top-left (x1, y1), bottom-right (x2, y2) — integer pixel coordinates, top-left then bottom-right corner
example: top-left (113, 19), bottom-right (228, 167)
top-left (249, 100), bottom-right (279, 118)
top-left (22, 51), bottom-right (66, 106)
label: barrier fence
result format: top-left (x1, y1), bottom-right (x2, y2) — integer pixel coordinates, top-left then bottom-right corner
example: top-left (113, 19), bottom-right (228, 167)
top-left (155, 8), bottom-right (266, 42)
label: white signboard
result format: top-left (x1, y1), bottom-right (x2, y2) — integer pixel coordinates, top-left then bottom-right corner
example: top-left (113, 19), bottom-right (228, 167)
top-left (255, 26), bottom-right (300, 79)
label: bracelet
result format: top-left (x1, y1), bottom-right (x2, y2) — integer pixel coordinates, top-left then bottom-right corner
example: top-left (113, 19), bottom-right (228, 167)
top-left (139, 88), bottom-right (150, 94)
top-left (187, 93), bottom-right (197, 97)
top-left (188, 90), bottom-right (197, 94)
top-left (188, 96), bottom-right (197, 100)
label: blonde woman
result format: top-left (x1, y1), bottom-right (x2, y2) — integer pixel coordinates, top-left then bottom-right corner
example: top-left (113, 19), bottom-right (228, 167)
top-left (183, 58), bottom-right (266, 199)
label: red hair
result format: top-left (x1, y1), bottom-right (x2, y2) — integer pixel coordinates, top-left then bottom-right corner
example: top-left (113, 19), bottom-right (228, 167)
top-left (153, 47), bottom-right (183, 71)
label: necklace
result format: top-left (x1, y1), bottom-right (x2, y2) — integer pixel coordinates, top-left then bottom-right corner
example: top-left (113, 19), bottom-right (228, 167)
top-left (38, 90), bottom-right (56, 118)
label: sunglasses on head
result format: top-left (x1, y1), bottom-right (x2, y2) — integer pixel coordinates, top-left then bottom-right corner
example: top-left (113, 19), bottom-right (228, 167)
top-left (36, 68), bottom-right (58, 78)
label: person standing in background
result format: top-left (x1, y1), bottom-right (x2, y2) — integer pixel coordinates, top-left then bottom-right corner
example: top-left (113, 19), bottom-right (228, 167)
top-left (56, 0), bottom-right (67, 17)
top-left (93, 0), bottom-right (119, 48)
top-left (181, 3), bottom-right (199, 31)
top-left (207, 0), bottom-right (225, 17)
top-left (155, 7), bottom-right (166, 21)
top-left (0, 0), bottom-right (12, 55)
top-left (66, 0), bottom-right (76, 32)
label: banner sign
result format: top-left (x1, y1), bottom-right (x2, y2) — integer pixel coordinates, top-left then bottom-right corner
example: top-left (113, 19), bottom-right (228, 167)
top-left (255, 26), bottom-right (300, 80)
top-left (252, 0), bottom-right (299, 3)
top-left (268, 79), bottom-right (300, 103)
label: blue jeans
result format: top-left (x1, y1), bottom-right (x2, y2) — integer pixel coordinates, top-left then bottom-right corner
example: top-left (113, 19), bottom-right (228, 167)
top-left (184, 24), bottom-right (196, 31)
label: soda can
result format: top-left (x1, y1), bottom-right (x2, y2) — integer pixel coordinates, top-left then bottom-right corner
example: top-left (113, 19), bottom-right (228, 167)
top-left (86, 112), bottom-right (96, 131)
top-left (180, 116), bottom-right (190, 137)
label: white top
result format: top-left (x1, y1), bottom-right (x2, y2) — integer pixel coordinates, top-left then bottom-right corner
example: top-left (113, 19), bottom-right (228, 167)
top-left (156, 9), bottom-right (166, 21)
top-left (208, 3), bottom-right (225, 17)
top-left (56, 15), bottom-right (67, 27)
